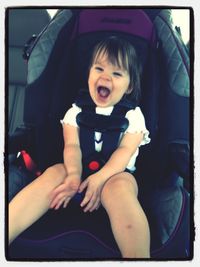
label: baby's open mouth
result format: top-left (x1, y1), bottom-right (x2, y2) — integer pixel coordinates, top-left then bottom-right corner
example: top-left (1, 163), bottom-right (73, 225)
top-left (97, 86), bottom-right (111, 98)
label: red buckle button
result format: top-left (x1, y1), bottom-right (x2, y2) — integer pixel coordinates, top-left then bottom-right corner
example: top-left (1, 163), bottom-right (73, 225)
top-left (88, 161), bottom-right (100, 171)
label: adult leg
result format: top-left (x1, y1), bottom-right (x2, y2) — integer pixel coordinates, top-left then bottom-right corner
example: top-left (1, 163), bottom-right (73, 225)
top-left (101, 172), bottom-right (150, 258)
top-left (9, 164), bottom-right (67, 244)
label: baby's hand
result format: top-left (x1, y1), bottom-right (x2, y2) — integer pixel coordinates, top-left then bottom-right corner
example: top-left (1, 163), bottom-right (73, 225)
top-left (79, 173), bottom-right (106, 212)
top-left (50, 174), bottom-right (80, 210)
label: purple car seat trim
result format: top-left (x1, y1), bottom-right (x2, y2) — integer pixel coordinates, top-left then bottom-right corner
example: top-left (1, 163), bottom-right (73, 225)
top-left (76, 9), bottom-right (156, 44)
top-left (18, 230), bottom-right (119, 255)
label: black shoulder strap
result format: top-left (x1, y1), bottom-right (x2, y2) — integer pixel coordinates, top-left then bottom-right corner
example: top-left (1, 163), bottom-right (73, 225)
top-left (101, 99), bottom-right (133, 160)
top-left (75, 89), bottom-right (135, 162)
top-left (75, 90), bottom-right (96, 159)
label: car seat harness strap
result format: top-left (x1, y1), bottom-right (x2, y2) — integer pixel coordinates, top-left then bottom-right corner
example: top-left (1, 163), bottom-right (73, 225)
top-left (75, 90), bottom-right (135, 179)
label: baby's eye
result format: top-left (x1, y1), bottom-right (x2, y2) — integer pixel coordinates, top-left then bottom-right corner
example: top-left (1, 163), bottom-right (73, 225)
top-left (113, 72), bottom-right (122, 77)
top-left (95, 66), bottom-right (103, 72)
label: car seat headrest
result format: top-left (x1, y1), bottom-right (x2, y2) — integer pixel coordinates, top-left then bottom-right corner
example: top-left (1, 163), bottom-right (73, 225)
top-left (26, 9), bottom-right (156, 86)
top-left (8, 9), bottom-right (50, 46)
top-left (8, 9), bottom-right (50, 85)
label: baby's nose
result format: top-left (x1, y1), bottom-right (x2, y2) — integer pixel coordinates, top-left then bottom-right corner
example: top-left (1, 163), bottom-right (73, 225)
top-left (100, 73), bottom-right (111, 81)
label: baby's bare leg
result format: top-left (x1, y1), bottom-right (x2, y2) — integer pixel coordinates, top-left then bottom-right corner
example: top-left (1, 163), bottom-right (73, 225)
top-left (9, 164), bottom-right (66, 244)
top-left (101, 172), bottom-right (150, 258)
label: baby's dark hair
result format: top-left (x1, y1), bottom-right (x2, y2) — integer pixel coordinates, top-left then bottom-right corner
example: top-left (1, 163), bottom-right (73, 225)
top-left (90, 36), bottom-right (142, 104)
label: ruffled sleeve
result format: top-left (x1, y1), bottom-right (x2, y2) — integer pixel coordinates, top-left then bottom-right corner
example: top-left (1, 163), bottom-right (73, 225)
top-left (60, 103), bottom-right (81, 127)
top-left (125, 107), bottom-right (151, 146)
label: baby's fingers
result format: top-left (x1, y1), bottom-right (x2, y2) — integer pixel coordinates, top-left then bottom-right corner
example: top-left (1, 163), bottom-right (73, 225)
top-left (50, 184), bottom-right (66, 200)
top-left (81, 193), bottom-right (98, 212)
top-left (89, 197), bottom-right (101, 212)
top-left (80, 190), bottom-right (92, 209)
top-left (54, 197), bottom-right (66, 210)
top-left (79, 179), bottom-right (89, 193)
top-left (63, 197), bottom-right (71, 208)
top-left (50, 192), bottom-right (66, 209)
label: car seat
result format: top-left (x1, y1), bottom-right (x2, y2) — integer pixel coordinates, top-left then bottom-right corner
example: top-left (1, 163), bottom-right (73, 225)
top-left (8, 8), bottom-right (51, 135)
top-left (7, 8), bottom-right (51, 201)
top-left (7, 8), bottom-right (192, 260)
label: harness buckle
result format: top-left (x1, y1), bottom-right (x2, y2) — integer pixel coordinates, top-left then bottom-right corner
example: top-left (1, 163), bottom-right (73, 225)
top-left (88, 160), bottom-right (100, 171)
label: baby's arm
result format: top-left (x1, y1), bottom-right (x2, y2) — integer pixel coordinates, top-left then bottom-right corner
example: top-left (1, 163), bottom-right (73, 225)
top-left (99, 131), bottom-right (143, 177)
top-left (50, 123), bottom-right (82, 209)
top-left (79, 132), bottom-right (144, 212)
top-left (63, 123), bottom-right (82, 176)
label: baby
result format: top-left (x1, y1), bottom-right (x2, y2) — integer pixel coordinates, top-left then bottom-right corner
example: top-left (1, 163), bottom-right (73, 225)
top-left (9, 36), bottom-right (150, 258)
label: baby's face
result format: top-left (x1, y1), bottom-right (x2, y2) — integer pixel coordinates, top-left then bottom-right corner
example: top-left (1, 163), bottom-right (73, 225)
top-left (88, 53), bottom-right (131, 108)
